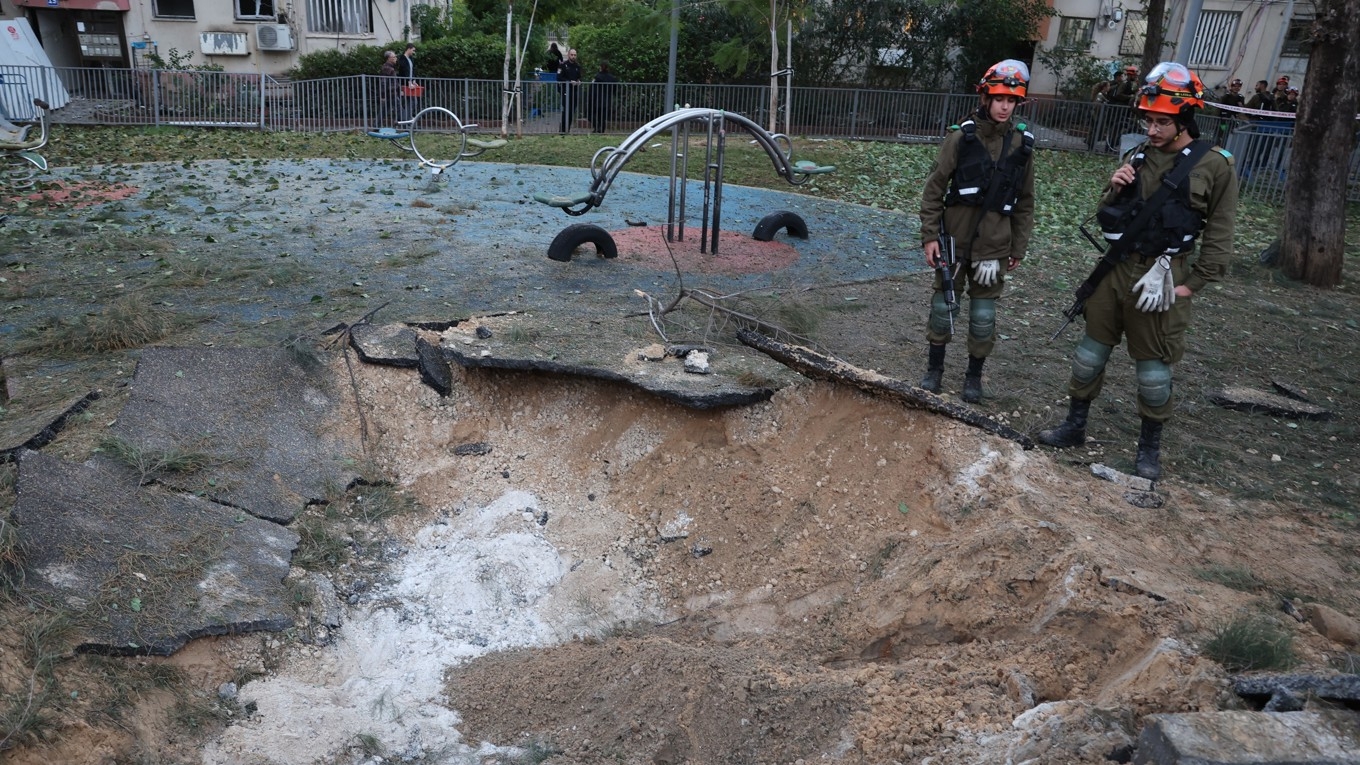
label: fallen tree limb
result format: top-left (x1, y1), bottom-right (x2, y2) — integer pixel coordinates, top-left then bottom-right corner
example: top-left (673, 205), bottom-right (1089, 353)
top-left (737, 328), bottom-right (1035, 449)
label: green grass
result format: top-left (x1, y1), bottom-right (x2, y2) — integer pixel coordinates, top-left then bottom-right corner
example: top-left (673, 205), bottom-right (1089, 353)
top-left (12, 295), bottom-right (200, 357)
top-left (1192, 564), bottom-right (1265, 593)
top-left (97, 436), bottom-right (218, 484)
top-left (0, 612), bottom-right (77, 752)
top-left (1201, 614), bottom-right (1297, 672)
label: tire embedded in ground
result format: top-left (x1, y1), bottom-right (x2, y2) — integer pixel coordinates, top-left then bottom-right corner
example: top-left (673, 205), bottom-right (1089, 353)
top-left (547, 224), bottom-right (618, 262)
top-left (752, 211), bottom-right (808, 242)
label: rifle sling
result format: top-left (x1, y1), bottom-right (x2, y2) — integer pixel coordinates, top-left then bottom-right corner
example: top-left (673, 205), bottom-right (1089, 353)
top-left (1073, 139), bottom-right (1213, 300)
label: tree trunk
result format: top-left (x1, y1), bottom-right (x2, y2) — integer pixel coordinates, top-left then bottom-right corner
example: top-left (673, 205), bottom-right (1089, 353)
top-left (735, 329), bottom-right (1037, 449)
top-left (1141, 0), bottom-right (1166, 72)
top-left (1280, 0), bottom-right (1360, 287)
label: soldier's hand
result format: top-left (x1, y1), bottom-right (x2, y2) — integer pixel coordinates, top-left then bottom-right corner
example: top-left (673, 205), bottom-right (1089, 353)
top-left (1007, 257), bottom-right (1021, 271)
top-left (1110, 163), bottom-right (1137, 190)
top-left (924, 239), bottom-right (941, 268)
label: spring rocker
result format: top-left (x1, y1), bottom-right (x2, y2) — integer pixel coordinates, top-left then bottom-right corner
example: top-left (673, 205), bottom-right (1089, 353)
top-left (1, 92), bottom-right (52, 192)
top-left (367, 105), bottom-right (507, 176)
top-left (532, 107), bottom-right (834, 262)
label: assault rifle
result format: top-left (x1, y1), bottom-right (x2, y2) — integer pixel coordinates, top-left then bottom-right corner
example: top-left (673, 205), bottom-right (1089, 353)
top-left (1049, 140), bottom-right (1212, 342)
top-left (936, 228), bottom-right (959, 335)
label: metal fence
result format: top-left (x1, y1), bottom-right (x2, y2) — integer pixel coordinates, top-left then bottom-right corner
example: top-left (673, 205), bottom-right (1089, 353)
top-left (3, 63), bottom-right (1358, 204)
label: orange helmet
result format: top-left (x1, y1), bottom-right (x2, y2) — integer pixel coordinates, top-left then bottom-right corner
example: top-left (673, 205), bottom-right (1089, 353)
top-left (1136, 62), bottom-right (1205, 115)
top-left (978, 59), bottom-right (1029, 98)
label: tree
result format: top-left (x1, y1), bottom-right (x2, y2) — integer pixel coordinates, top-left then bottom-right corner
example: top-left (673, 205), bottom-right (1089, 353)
top-left (1279, 0), bottom-right (1360, 287)
top-left (1036, 40), bottom-right (1107, 100)
top-left (795, 0), bottom-right (1049, 91)
top-left (1140, 0), bottom-right (1167, 74)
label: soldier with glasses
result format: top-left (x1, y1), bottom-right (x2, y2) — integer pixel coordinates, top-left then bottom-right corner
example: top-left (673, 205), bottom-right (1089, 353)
top-left (1037, 63), bottom-right (1238, 481)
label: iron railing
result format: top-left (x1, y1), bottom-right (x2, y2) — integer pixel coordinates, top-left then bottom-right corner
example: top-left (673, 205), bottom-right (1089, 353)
top-left (1, 63), bottom-right (1357, 204)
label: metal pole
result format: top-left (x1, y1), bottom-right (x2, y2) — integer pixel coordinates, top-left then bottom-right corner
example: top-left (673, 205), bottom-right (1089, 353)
top-left (665, 0), bottom-right (678, 112)
top-left (784, 19), bottom-right (791, 136)
top-left (711, 115), bottom-right (726, 255)
top-left (700, 114), bottom-right (714, 254)
top-left (514, 23), bottom-right (522, 138)
top-left (667, 123), bottom-right (679, 241)
top-left (767, 0), bottom-right (777, 133)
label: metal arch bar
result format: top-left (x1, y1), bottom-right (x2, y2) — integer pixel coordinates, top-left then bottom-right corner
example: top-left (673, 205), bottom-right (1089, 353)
top-left (554, 107), bottom-right (827, 217)
top-left (399, 106), bottom-right (470, 173)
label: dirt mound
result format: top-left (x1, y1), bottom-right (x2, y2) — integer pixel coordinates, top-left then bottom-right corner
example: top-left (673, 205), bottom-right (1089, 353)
top-left (352, 358), bottom-right (1342, 764)
top-left (4, 352), bottom-right (1355, 765)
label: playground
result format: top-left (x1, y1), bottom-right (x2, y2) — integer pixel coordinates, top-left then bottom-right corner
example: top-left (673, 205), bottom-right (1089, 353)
top-left (2, 111), bottom-right (1360, 764)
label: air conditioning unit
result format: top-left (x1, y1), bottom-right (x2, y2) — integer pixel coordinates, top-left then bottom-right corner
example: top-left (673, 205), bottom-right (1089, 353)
top-left (256, 24), bottom-right (295, 52)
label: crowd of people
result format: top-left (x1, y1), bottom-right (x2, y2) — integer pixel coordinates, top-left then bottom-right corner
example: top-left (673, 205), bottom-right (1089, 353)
top-left (376, 41), bottom-right (621, 133)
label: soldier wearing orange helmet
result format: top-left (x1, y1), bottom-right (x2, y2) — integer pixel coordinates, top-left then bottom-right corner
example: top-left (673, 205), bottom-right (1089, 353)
top-left (1107, 64), bottom-right (1139, 106)
top-left (919, 59), bottom-right (1037, 403)
top-left (1038, 62), bottom-right (1238, 481)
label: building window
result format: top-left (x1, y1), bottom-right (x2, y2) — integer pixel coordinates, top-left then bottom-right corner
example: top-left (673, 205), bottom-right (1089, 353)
top-left (306, 0), bottom-right (372, 34)
top-left (1281, 16), bottom-right (1313, 57)
top-left (152, 0), bottom-right (195, 20)
top-left (1188, 10), bottom-right (1239, 68)
top-left (237, 0), bottom-right (276, 20)
top-left (1119, 11), bottom-right (1147, 57)
top-left (1056, 17), bottom-right (1095, 49)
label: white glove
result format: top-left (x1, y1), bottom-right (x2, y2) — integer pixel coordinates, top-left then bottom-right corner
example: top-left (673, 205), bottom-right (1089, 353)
top-left (1133, 255), bottom-right (1176, 312)
top-left (972, 259), bottom-right (1000, 287)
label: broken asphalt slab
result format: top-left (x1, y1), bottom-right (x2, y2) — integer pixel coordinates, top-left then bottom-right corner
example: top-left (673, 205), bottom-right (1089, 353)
top-left (108, 347), bottom-right (362, 523)
top-left (13, 449), bottom-right (298, 655)
top-left (0, 390), bottom-right (99, 462)
top-left (1135, 709), bottom-right (1360, 765)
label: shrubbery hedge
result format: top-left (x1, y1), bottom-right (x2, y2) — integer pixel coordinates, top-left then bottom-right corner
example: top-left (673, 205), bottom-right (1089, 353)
top-left (292, 35), bottom-right (506, 81)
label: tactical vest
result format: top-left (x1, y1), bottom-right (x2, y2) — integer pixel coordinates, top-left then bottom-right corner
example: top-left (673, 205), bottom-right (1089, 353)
top-left (945, 119), bottom-right (1035, 216)
top-left (1096, 141), bottom-right (1211, 259)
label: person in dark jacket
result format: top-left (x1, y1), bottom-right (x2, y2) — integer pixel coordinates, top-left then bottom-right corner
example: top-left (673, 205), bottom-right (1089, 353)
top-left (379, 50), bottom-right (399, 126)
top-left (588, 62), bottom-right (619, 133)
top-left (918, 59), bottom-right (1037, 403)
top-left (396, 44), bottom-right (417, 121)
top-left (558, 48), bottom-right (583, 133)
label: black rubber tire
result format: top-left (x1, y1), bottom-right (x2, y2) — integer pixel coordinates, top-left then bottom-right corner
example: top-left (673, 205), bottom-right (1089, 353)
top-left (752, 211), bottom-right (809, 242)
top-left (547, 223), bottom-right (618, 262)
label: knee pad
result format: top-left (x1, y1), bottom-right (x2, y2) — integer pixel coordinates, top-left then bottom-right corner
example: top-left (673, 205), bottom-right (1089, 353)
top-left (1072, 336), bottom-right (1112, 385)
top-left (1136, 359), bottom-right (1173, 407)
top-left (929, 292), bottom-right (956, 336)
top-left (968, 298), bottom-right (996, 342)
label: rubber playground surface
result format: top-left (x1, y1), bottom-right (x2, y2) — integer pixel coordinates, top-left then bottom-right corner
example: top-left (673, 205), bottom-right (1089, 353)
top-left (13, 158), bottom-right (920, 325)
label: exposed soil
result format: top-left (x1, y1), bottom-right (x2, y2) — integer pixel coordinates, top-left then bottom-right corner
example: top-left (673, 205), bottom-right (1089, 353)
top-left (2, 155), bottom-right (1359, 765)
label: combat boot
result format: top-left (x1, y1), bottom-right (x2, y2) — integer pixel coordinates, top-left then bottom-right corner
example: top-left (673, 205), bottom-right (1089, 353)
top-left (1135, 417), bottom-right (1163, 480)
top-left (962, 356), bottom-right (985, 404)
top-left (920, 344), bottom-right (946, 393)
top-left (1037, 398), bottom-right (1090, 448)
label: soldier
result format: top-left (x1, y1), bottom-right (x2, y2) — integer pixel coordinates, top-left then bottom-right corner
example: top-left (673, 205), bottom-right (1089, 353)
top-left (1220, 78), bottom-right (1246, 109)
top-left (1037, 62), bottom-right (1238, 480)
top-left (1107, 65), bottom-right (1139, 106)
top-left (918, 60), bottom-right (1036, 403)
top-left (1245, 79), bottom-right (1274, 114)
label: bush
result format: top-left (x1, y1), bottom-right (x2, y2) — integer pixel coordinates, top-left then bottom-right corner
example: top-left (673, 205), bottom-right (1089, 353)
top-left (1202, 614), bottom-right (1297, 672)
top-left (292, 35), bottom-right (507, 81)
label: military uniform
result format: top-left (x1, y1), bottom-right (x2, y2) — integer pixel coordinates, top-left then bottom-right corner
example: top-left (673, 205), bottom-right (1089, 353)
top-left (1039, 60), bottom-right (1236, 481)
top-left (918, 114), bottom-right (1036, 359)
top-left (1072, 143), bottom-right (1237, 419)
